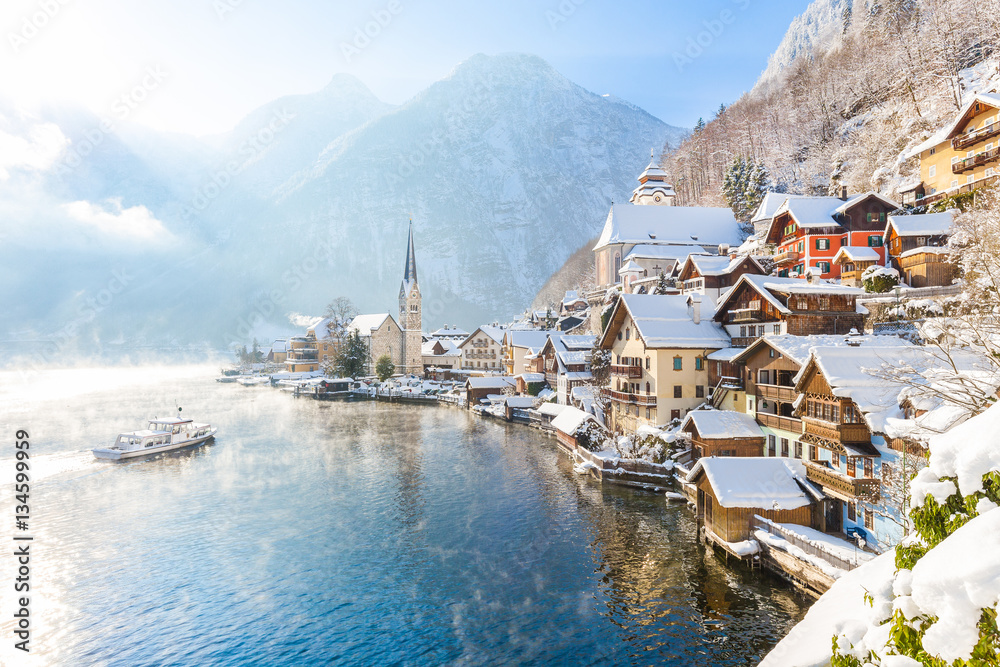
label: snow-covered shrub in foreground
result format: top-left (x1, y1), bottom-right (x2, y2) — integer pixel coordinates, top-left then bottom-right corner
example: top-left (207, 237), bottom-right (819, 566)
top-left (762, 401), bottom-right (1000, 667)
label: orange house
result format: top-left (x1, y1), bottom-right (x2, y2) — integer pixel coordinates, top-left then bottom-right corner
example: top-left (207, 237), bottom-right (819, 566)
top-left (765, 193), bottom-right (899, 280)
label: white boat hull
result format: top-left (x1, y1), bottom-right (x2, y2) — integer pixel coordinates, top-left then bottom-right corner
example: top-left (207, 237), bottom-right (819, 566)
top-left (93, 429), bottom-right (217, 460)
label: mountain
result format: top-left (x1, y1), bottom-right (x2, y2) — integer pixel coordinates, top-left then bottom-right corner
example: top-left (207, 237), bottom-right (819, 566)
top-left (754, 0), bottom-right (855, 92)
top-left (0, 53), bottom-right (687, 359)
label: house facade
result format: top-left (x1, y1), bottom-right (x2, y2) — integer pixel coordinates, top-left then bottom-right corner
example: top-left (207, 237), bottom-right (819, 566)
top-left (764, 193), bottom-right (899, 280)
top-left (598, 293), bottom-right (729, 433)
top-left (712, 274), bottom-right (865, 348)
top-left (537, 334), bottom-right (596, 404)
top-left (459, 325), bottom-right (505, 371)
top-left (883, 212), bottom-right (956, 288)
top-left (678, 254), bottom-right (766, 305)
top-left (902, 92), bottom-right (1000, 205)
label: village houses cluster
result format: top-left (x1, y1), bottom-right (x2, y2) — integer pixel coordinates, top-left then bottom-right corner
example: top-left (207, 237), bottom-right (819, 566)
top-left (258, 97), bottom-right (1000, 592)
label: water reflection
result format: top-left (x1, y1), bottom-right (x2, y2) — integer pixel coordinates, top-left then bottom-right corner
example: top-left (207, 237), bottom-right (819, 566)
top-left (0, 366), bottom-right (808, 666)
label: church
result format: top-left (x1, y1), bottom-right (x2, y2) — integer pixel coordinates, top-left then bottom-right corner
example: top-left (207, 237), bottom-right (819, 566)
top-left (345, 222), bottom-right (424, 377)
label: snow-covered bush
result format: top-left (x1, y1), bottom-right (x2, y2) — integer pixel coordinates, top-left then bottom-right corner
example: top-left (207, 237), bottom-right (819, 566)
top-left (575, 420), bottom-right (612, 453)
top-left (862, 265), bottom-right (900, 293)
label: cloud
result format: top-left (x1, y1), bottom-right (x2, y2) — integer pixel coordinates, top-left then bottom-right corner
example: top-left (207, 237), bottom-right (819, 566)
top-left (61, 198), bottom-right (171, 241)
top-left (0, 120), bottom-right (68, 179)
top-left (288, 313), bottom-right (322, 328)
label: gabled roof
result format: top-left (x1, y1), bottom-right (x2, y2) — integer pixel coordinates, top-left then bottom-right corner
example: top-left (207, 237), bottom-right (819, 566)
top-left (730, 333), bottom-right (914, 367)
top-left (624, 244), bottom-right (712, 261)
top-left (713, 274), bottom-right (862, 320)
top-left (686, 457), bottom-right (819, 510)
top-left (551, 406), bottom-right (598, 437)
top-left (903, 92), bottom-right (1000, 159)
top-left (831, 192), bottom-right (900, 215)
top-left (679, 253), bottom-right (765, 281)
top-left (593, 204), bottom-right (742, 251)
top-left (751, 192), bottom-right (807, 224)
top-left (348, 313), bottom-right (394, 337)
top-left (884, 211), bottom-right (955, 240)
top-left (459, 325), bottom-right (505, 349)
top-left (429, 326), bottom-right (470, 338)
top-left (466, 376), bottom-right (516, 390)
top-left (600, 293), bottom-right (729, 349)
top-left (506, 330), bottom-right (555, 351)
top-left (832, 246), bottom-right (882, 263)
top-left (682, 410), bottom-right (764, 440)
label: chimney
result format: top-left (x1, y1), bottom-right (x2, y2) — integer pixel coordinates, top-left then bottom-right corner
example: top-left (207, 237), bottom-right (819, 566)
top-left (840, 186), bottom-right (848, 201)
top-left (718, 243), bottom-right (730, 257)
top-left (689, 295), bottom-right (702, 325)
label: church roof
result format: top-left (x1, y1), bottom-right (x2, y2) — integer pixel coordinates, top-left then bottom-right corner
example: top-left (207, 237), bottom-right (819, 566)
top-left (400, 221), bottom-right (418, 294)
top-left (593, 204), bottom-right (742, 251)
top-left (348, 313), bottom-right (394, 337)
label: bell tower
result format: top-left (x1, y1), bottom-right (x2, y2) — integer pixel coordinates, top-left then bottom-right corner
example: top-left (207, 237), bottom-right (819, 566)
top-left (398, 221), bottom-right (423, 375)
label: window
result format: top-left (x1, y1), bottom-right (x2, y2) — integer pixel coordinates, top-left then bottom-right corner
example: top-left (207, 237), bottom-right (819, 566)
top-left (625, 328), bottom-right (630, 340)
top-left (768, 435), bottom-right (776, 457)
top-left (951, 179), bottom-right (959, 188)
top-left (816, 238), bottom-right (830, 251)
top-left (816, 262), bottom-right (831, 274)
top-left (798, 241), bottom-right (804, 253)
top-left (847, 457), bottom-right (857, 477)
top-left (864, 458), bottom-right (873, 478)
top-left (671, 409), bottom-right (681, 421)
top-left (868, 235), bottom-right (883, 247)
top-left (645, 382), bottom-right (650, 394)
top-left (645, 408), bottom-right (650, 419)
top-left (809, 444), bottom-right (817, 460)
top-left (794, 441), bottom-right (803, 459)
top-left (928, 164), bottom-right (937, 177)
top-left (716, 361), bottom-right (722, 375)
top-left (673, 357), bottom-right (683, 371)
top-left (645, 356), bottom-right (650, 370)
top-left (781, 438), bottom-right (789, 457)
top-left (696, 385), bottom-right (705, 399)
top-left (673, 385), bottom-right (682, 398)
top-left (929, 146), bottom-right (936, 156)
top-left (847, 502), bottom-right (856, 522)
top-left (739, 325), bottom-right (747, 337)
top-left (864, 507), bottom-right (874, 530)
top-left (968, 175), bottom-right (975, 184)
top-left (695, 357), bottom-right (703, 371)
top-left (915, 236), bottom-right (927, 246)
top-left (617, 331), bottom-right (622, 341)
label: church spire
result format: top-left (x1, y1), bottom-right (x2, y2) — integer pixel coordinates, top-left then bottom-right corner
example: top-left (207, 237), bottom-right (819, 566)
top-left (403, 219), bottom-right (417, 286)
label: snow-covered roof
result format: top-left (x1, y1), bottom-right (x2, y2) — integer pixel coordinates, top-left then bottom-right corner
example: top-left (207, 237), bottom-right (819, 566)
top-left (506, 330), bottom-right (555, 351)
top-left (714, 274), bottom-right (863, 320)
top-left (557, 350), bottom-right (589, 365)
top-left (617, 293), bottom-right (730, 349)
top-left (421, 339), bottom-right (461, 356)
top-left (831, 192), bottom-right (899, 215)
top-left (619, 258), bottom-right (643, 275)
top-left (706, 347), bottom-right (744, 362)
top-left (832, 246), bottom-right (882, 263)
top-left (538, 403), bottom-right (569, 417)
top-left (466, 376), bottom-right (516, 390)
top-left (624, 244), bottom-right (712, 261)
top-left (429, 326), bottom-right (470, 338)
top-left (518, 372), bottom-right (545, 383)
top-left (269, 339), bottom-right (289, 353)
top-left (562, 290), bottom-right (581, 304)
top-left (751, 192), bottom-right (807, 223)
top-left (347, 313), bottom-right (392, 337)
top-left (682, 410), bottom-right (764, 440)
top-left (593, 204), bottom-right (742, 251)
top-left (899, 245), bottom-right (952, 260)
top-left (686, 457), bottom-right (818, 510)
top-left (503, 396), bottom-right (536, 409)
top-left (885, 211), bottom-right (954, 239)
top-left (551, 406), bottom-right (598, 437)
top-left (737, 333), bottom-right (913, 367)
top-left (774, 196), bottom-right (855, 228)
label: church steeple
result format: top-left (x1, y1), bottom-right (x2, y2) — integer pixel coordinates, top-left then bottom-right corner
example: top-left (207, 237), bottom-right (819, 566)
top-left (398, 220), bottom-right (422, 376)
top-left (630, 148), bottom-right (676, 205)
top-left (402, 220), bottom-right (418, 289)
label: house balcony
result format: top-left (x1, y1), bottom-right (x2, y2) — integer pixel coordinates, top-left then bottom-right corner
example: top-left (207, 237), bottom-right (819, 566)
top-left (288, 353), bottom-right (318, 362)
top-left (611, 365), bottom-right (643, 379)
top-left (804, 461), bottom-right (881, 501)
top-left (756, 412), bottom-right (803, 433)
top-left (952, 122), bottom-right (1000, 151)
top-left (757, 384), bottom-right (798, 403)
top-left (803, 417), bottom-right (871, 444)
top-left (729, 302), bottom-right (763, 323)
top-left (602, 388), bottom-right (657, 406)
top-left (731, 336), bottom-right (760, 348)
top-left (773, 249), bottom-right (800, 265)
top-left (952, 147), bottom-right (1000, 174)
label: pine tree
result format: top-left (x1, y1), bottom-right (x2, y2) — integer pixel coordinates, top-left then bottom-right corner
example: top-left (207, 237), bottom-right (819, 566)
top-left (333, 330), bottom-right (368, 379)
top-left (375, 354), bottom-right (395, 381)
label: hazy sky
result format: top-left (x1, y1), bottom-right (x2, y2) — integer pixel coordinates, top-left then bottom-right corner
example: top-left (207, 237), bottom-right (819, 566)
top-left (0, 0), bottom-right (808, 136)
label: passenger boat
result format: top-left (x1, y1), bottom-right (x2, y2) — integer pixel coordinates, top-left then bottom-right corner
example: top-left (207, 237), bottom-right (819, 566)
top-left (93, 415), bottom-right (217, 460)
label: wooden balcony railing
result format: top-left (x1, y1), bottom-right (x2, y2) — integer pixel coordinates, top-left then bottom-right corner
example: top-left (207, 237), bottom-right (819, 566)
top-left (757, 384), bottom-right (797, 402)
top-left (729, 308), bottom-right (763, 323)
top-left (756, 412), bottom-right (803, 434)
top-left (731, 336), bottom-right (760, 348)
top-left (920, 174), bottom-right (1000, 206)
top-left (952, 122), bottom-right (1000, 151)
top-left (952, 147), bottom-right (1000, 173)
top-left (774, 250), bottom-right (800, 265)
top-left (602, 388), bottom-right (657, 406)
top-left (803, 417), bottom-right (870, 444)
top-left (804, 461), bottom-right (881, 501)
top-left (610, 365), bottom-right (643, 378)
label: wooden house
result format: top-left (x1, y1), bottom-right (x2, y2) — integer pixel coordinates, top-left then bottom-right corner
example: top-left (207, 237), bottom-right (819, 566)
top-left (883, 212), bottom-right (956, 288)
top-left (681, 410), bottom-right (764, 459)
top-left (686, 457), bottom-right (821, 544)
top-left (764, 192), bottom-right (900, 280)
top-left (832, 246), bottom-right (881, 288)
top-left (464, 376), bottom-right (516, 408)
top-left (712, 274), bottom-right (864, 348)
top-left (677, 253), bottom-right (766, 305)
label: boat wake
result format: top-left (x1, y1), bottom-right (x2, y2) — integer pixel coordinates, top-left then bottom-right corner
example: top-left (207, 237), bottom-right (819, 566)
top-left (0, 450), bottom-right (98, 489)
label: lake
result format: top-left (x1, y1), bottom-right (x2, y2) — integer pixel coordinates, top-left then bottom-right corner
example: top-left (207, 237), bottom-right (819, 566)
top-left (0, 365), bottom-right (807, 665)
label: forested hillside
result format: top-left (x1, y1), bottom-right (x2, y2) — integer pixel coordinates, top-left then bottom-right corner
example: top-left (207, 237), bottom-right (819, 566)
top-left (662, 0), bottom-right (1000, 209)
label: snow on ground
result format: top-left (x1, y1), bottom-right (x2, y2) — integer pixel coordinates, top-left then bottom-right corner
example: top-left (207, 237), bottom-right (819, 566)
top-left (754, 530), bottom-right (847, 579)
top-left (758, 551), bottom-right (897, 667)
top-left (757, 517), bottom-right (874, 566)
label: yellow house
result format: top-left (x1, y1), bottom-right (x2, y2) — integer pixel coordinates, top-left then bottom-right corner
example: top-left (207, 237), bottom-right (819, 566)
top-left (598, 293), bottom-right (730, 433)
top-left (902, 92), bottom-right (1000, 206)
top-left (284, 318), bottom-right (340, 373)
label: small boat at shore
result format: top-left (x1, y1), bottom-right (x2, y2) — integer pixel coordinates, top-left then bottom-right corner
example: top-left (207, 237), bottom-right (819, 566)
top-left (93, 415), bottom-right (217, 460)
